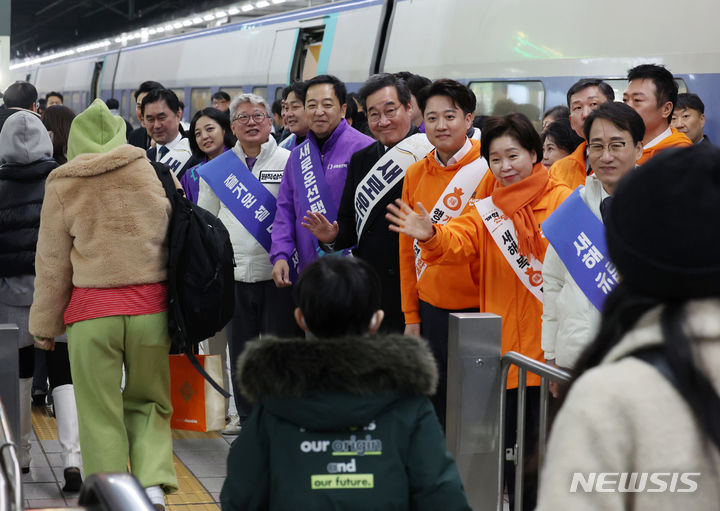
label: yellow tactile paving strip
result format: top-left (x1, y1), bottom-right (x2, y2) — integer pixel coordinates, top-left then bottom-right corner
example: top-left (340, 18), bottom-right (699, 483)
top-left (30, 407), bottom-right (221, 510)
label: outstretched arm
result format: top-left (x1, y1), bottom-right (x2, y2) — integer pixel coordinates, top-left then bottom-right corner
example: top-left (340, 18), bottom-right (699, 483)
top-left (386, 199), bottom-right (435, 242)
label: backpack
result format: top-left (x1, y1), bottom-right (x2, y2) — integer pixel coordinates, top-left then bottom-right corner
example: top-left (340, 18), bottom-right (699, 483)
top-left (152, 161), bottom-right (235, 396)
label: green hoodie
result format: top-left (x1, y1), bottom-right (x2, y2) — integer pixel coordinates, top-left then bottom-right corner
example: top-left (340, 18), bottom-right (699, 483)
top-left (66, 98), bottom-right (127, 161)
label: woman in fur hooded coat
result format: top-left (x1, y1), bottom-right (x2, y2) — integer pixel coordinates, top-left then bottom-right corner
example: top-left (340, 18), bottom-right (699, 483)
top-left (29, 99), bottom-right (177, 510)
top-left (220, 257), bottom-right (471, 511)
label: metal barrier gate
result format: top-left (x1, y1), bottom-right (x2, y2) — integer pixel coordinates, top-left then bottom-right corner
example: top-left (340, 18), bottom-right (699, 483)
top-left (497, 352), bottom-right (571, 511)
top-left (445, 314), bottom-right (571, 511)
top-left (0, 325), bottom-right (19, 449)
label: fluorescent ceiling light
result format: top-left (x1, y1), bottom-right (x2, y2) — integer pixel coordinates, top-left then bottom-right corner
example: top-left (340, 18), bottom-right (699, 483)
top-left (182, 20), bottom-right (192, 26)
top-left (203, 14), bottom-right (215, 21)
top-left (271, 0), bottom-right (286, 4)
top-left (164, 24), bottom-right (174, 31)
top-left (241, 3), bottom-right (254, 12)
top-left (192, 17), bottom-right (204, 24)
top-left (256, 1), bottom-right (270, 7)
top-left (173, 22), bottom-right (183, 29)
top-left (215, 11), bottom-right (227, 18)
top-left (156, 26), bottom-right (165, 32)
top-left (228, 7), bottom-right (240, 15)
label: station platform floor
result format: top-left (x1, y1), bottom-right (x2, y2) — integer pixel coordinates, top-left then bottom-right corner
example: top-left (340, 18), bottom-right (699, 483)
top-left (23, 405), bottom-right (228, 510)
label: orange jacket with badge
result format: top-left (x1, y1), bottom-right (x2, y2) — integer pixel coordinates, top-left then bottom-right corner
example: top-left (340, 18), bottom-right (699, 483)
top-left (637, 127), bottom-right (692, 165)
top-left (548, 141), bottom-right (588, 190)
top-left (420, 166), bottom-right (572, 388)
top-left (399, 139), bottom-right (492, 324)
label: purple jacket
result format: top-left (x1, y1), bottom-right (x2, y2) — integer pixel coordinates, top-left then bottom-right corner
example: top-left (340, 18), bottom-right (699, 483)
top-left (270, 119), bottom-right (373, 275)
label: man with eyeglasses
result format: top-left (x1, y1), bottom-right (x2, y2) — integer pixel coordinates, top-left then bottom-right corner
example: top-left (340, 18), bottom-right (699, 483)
top-left (548, 79), bottom-right (614, 190)
top-left (270, 75), bottom-right (373, 287)
top-left (301, 73), bottom-right (429, 333)
top-left (542, 101), bottom-right (645, 392)
top-left (197, 93), bottom-right (296, 434)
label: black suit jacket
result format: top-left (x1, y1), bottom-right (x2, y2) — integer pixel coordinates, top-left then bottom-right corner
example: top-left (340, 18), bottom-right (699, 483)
top-left (333, 127), bottom-right (420, 333)
top-left (128, 126), bottom-right (151, 150)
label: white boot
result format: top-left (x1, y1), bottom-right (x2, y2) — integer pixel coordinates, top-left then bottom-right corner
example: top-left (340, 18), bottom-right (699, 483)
top-left (19, 377), bottom-right (33, 471)
top-left (52, 384), bottom-right (83, 469)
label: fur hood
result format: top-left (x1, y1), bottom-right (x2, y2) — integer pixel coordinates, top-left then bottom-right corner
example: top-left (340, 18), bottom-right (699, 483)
top-left (238, 334), bottom-right (438, 403)
top-left (47, 143), bottom-right (146, 182)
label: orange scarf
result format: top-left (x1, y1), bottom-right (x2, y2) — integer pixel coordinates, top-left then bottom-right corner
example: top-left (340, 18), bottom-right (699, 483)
top-left (491, 163), bottom-right (549, 259)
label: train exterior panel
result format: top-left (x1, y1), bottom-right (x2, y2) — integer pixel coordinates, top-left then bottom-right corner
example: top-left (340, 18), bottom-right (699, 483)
top-left (9, 0), bottom-right (720, 140)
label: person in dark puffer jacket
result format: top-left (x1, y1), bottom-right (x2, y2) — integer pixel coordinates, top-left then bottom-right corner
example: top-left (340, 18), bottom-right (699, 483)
top-left (221, 256), bottom-right (471, 511)
top-left (0, 110), bottom-right (57, 470)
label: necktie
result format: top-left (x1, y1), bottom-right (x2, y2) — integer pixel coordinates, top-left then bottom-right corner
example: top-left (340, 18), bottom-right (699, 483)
top-left (246, 157), bottom-right (257, 171)
top-left (600, 196), bottom-right (613, 224)
top-left (158, 146), bottom-right (169, 159)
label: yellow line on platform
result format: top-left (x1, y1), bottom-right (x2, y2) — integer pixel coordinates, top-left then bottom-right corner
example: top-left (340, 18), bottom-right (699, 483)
top-left (30, 406), bottom-right (221, 510)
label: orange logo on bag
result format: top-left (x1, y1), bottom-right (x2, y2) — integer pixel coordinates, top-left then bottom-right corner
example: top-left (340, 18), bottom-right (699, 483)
top-left (526, 267), bottom-right (543, 287)
top-left (443, 187), bottom-right (464, 211)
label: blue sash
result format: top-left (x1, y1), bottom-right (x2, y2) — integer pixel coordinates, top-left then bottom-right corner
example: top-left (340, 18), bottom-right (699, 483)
top-left (198, 150), bottom-right (277, 252)
top-left (293, 138), bottom-right (339, 221)
top-left (542, 188), bottom-right (619, 310)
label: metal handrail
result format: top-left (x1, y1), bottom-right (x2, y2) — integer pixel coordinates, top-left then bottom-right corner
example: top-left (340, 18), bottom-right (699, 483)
top-left (496, 351), bottom-right (571, 511)
top-left (0, 401), bottom-right (22, 511)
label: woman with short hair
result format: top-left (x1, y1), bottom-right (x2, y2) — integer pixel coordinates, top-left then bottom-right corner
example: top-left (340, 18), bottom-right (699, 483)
top-left (387, 112), bottom-right (572, 510)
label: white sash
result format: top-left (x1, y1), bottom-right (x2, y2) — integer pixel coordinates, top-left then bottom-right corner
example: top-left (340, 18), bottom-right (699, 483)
top-left (355, 133), bottom-right (434, 239)
top-left (414, 156), bottom-right (489, 280)
top-left (159, 137), bottom-right (193, 176)
top-left (475, 196), bottom-right (544, 302)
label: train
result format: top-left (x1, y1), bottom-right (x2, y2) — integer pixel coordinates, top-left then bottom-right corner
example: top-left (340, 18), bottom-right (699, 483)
top-left (9, 0), bottom-right (720, 141)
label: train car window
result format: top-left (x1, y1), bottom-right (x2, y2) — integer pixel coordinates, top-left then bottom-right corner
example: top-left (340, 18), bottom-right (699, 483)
top-left (171, 88), bottom-right (186, 104)
top-left (72, 92), bottom-right (81, 112)
top-left (190, 88), bottom-right (212, 118)
top-left (252, 87), bottom-right (268, 101)
top-left (290, 26), bottom-right (325, 83)
top-left (121, 90), bottom-right (128, 118)
top-left (220, 87), bottom-right (244, 101)
top-left (604, 78), bottom-right (688, 102)
top-left (468, 81), bottom-right (545, 130)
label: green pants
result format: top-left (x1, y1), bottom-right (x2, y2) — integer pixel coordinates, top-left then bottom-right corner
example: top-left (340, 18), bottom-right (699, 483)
top-left (67, 313), bottom-right (178, 492)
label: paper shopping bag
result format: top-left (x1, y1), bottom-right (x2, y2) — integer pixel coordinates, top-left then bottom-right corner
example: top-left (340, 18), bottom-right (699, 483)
top-left (169, 354), bottom-right (225, 432)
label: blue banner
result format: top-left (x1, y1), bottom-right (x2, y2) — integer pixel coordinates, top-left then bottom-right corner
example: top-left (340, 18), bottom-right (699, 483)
top-left (542, 188), bottom-right (618, 310)
top-left (198, 150), bottom-right (277, 252)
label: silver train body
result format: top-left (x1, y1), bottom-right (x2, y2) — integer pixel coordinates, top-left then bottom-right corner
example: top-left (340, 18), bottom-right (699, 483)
top-left (11, 0), bottom-right (720, 140)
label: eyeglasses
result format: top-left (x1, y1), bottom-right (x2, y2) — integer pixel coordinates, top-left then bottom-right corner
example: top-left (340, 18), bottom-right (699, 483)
top-left (587, 141), bottom-right (628, 156)
top-left (232, 113), bottom-right (268, 124)
top-left (367, 105), bottom-right (400, 124)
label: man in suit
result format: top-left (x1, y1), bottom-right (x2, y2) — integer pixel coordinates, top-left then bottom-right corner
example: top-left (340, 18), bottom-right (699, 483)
top-left (301, 73), bottom-right (425, 333)
top-left (128, 80), bottom-right (164, 150)
top-left (142, 88), bottom-right (198, 179)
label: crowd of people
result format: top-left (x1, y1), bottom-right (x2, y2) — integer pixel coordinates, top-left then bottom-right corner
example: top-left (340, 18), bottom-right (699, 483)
top-left (0, 61), bottom-right (718, 510)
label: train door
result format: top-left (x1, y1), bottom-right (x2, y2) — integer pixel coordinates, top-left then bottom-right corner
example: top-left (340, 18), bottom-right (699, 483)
top-left (90, 59), bottom-right (104, 102)
top-left (290, 23), bottom-right (325, 83)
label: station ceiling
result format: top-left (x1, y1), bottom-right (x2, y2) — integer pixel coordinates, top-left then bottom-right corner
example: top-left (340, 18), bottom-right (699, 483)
top-left (11, 0), bottom-right (334, 60)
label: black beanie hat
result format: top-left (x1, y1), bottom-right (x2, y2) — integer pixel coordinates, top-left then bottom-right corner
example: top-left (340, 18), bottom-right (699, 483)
top-left (605, 144), bottom-right (720, 300)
